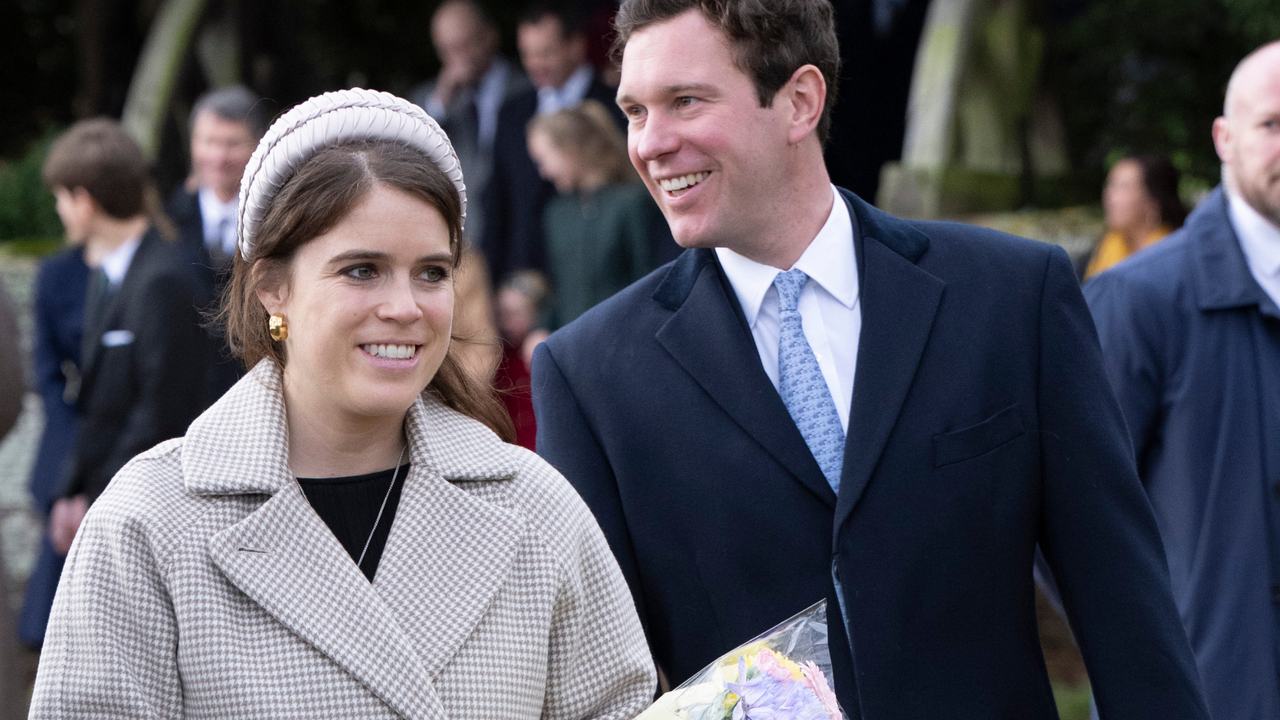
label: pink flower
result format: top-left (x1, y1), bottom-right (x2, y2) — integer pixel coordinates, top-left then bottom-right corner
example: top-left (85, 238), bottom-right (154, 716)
top-left (800, 661), bottom-right (841, 719)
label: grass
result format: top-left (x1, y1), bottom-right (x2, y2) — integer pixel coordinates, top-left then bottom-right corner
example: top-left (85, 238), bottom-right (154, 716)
top-left (1053, 682), bottom-right (1092, 719)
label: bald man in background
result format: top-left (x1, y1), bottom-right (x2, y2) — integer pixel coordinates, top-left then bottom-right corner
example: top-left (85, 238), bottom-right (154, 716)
top-left (1085, 41), bottom-right (1280, 719)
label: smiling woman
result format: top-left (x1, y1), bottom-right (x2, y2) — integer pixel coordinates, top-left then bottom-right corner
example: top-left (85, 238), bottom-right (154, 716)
top-left (29, 89), bottom-right (656, 719)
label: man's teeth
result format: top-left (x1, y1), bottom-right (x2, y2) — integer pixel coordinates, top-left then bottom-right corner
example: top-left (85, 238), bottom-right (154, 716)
top-left (659, 172), bottom-right (709, 192)
top-left (362, 344), bottom-right (416, 359)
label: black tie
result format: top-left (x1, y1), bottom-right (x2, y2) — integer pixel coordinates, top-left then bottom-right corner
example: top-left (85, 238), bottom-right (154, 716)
top-left (81, 267), bottom-right (114, 366)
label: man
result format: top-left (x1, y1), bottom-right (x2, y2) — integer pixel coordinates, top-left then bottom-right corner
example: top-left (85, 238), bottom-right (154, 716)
top-left (532, 1), bottom-right (1210, 717)
top-left (410, 0), bottom-right (530, 245)
top-left (44, 119), bottom-right (214, 554)
top-left (481, 3), bottom-right (622, 283)
top-left (1085, 42), bottom-right (1280, 720)
top-left (166, 84), bottom-right (264, 403)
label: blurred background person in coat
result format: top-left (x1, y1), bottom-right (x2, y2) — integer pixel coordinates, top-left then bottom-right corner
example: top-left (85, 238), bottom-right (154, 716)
top-left (14, 227), bottom-right (88, 649)
top-left (410, 0), bottom-right (530, 246)
top-left (43, 119), bottom-right (215, 556)
top-left (481, 3), bottom-right (624, 283)
top-left (493, 269), bottom-right (549, 450)
top-left (167, 85), bottom-right (268, 404)
top-left (1078, 153), bottom-right (1187, 280)
top-left (1084, 41), bottom-right (1280, 719)
top-left (527, 99), bottom-right (674, 329)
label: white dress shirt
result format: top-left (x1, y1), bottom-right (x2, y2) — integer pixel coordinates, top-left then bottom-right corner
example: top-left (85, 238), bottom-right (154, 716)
top-left (1227, 190), bottom-right (1280, 308)
top-left (198, 186), bottom-right (239, 258)
top-left (101, 233), bottom-right (143, 287)
top-left (425, 57), bottom-right (512, 150)
top-left (536, 64), bottom-right (594, 117)
top-left (716, 185), bottom-right (861, 432)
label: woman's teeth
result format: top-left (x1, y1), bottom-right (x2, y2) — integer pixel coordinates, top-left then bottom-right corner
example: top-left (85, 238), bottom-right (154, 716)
top-left (362, 344), bottom-right (417, 360)
top-left (659, 172), bottom-right (709, 193)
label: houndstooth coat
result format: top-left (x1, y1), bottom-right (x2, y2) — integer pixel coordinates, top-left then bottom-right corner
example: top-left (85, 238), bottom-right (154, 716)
top-left (30, 360), bottom-right (656, 718)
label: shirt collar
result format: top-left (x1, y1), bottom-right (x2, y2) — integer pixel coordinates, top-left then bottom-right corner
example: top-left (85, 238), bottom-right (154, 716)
top-left (198, 185), bottom-right (238, 220)
top-left (536, 64), bottom-right (594, 116)
top-left (715, 184), bottom-right (859, 327)
top-left (101, 232), bottom-right (143, 286)
top-left (1227, 189), bottom-right (1280, 279)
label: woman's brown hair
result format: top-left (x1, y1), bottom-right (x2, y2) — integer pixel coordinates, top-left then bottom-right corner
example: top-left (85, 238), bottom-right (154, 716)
top-left (219, 139), bottom-right (515, 442)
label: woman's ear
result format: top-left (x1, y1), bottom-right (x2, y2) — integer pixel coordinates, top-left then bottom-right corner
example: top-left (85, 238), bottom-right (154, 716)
top-left (253, 261), bottom-right (289, 315)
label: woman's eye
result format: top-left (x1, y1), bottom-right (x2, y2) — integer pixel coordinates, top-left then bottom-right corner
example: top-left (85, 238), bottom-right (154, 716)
top-left (345, 265), bottom-right (376, 280)
top-left (421, 265), bottom-right (449, 282)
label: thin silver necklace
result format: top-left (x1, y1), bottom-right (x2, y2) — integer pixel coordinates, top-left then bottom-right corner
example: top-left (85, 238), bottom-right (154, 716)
top-left (355, 444), bottom-right (407, 570)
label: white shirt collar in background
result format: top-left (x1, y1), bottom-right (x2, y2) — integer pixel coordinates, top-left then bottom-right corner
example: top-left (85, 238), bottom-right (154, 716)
top-left (198, 185), bottom-right (239, 257)
top-left (101, 233), bottom-right (143, 287)
top-left (536, 64), bottom-right (594, 116)
top-left (1226, 189), bottom-right (1280, 307)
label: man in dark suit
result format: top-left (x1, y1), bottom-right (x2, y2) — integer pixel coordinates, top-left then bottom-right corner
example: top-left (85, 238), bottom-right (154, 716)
top-left (166, 84), bottom-right (265, 404)
top-left (531, 1), bottom-right (1210, 717)
top-left (409, 0), bottom-right (530, 245)
top-left (1084, 42), bottom-right (1280, 720)
top-left (481, 3), bottom-right (623, 283)
top-left (44, 119), bottom-right (214, 555)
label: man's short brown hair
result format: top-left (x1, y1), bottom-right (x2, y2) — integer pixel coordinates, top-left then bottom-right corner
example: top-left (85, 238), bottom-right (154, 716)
top-left (613, 0), bottom-right (841, 144)
top-left (42, 118), bottom-right (149, 219)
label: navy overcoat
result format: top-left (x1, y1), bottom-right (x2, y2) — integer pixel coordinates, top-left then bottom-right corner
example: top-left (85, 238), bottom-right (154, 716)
top-left (1085, 186), bottom-right (1280, 720)
top-left (533, 189), bottom-right (1209, 718)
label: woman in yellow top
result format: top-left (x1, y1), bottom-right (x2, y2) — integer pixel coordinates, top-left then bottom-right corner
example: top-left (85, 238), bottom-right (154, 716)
top-left (1080, 154), bottom-right (1187, 280)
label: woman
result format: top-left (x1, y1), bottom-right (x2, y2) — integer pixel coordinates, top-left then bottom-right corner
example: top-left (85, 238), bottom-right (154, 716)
top-left (1079, 154), bottom-right (1187, 280)
top-left (30, 89), bottom-right (655, 718)
top-left (526, 100), bottom-right (672, 329)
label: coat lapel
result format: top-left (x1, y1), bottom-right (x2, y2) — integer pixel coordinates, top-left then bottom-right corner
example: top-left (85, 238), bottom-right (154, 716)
top-left (189, 361), bottom-right (524, 719)
top-left (834, 195), bottom-right (944, 534)
top-left (371, 398), bottom-right (526, 674)
top-left (1192, 187), bottom-right (1280, 320)
top-left (209, 481), bottom-right (446, 720)
top-left (80, 230), bottom-right (156, 382)
top-left (654, 251), bottom-right (836, 506)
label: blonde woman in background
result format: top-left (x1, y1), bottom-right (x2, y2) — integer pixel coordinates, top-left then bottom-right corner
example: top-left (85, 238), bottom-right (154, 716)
top-left (527, 100), bottom-right (675, 328)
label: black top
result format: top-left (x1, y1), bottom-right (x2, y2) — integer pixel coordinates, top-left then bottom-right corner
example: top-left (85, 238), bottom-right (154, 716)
top-left (297, 463), bottom-right (410, 581)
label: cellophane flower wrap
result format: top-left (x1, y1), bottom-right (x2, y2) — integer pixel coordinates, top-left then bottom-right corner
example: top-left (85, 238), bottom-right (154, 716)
top-left (638, 600), bottom-right (846, 720)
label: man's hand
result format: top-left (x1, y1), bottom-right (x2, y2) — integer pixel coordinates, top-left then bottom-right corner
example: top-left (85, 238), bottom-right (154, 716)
top-left (50, 494), bottom-right (89, 555)
top-left (431, 61), bottom-right (476, 111)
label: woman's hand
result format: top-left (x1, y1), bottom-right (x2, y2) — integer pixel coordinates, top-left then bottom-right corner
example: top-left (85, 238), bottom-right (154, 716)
top-left (50, 494), bottom-right (89, 555)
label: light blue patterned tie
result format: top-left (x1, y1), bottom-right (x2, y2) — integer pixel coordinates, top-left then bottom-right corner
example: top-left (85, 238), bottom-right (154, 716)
top-left (774, 269), bottom-right (846, 494)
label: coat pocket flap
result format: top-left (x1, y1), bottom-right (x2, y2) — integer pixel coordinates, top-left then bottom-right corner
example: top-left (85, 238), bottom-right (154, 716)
top-left (933, 403), bottom-right (1025, 467)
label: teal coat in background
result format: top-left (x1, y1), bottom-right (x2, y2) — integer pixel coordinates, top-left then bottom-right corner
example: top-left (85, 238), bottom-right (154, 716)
top-left (542, 182), bottom-right (670, 329)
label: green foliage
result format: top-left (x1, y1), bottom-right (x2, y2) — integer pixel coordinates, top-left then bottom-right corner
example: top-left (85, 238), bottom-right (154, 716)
top-left (0, 131), bottom-right (63, 243)
top-left (1052, 682), bottom-right (1092, 720)
top-left (1046, 0), bottom-right (1278, 190)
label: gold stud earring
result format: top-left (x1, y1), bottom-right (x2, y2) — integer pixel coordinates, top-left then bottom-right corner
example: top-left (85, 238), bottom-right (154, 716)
top-left (268, 313), bottom-right (288, 341)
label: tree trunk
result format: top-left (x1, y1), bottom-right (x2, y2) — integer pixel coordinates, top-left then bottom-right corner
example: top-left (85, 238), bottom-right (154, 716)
top-left (120, 0), bottom-right (209, 159)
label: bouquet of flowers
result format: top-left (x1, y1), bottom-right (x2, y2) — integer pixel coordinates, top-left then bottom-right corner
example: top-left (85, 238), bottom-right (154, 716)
top-left (638, 600), bottom-right (846, 720)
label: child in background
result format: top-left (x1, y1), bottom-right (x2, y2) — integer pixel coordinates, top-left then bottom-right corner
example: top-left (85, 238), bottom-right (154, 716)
top-left (526, 100), bottom-right (673, 329)
top-left (494, 270), bottom-right (549, 450)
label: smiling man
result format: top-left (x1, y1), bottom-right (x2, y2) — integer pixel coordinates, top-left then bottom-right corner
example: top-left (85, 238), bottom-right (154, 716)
top-left (1085, 42), bottom-right (1280, 719)
top-left (530, 0), bottom-right (1210, 717)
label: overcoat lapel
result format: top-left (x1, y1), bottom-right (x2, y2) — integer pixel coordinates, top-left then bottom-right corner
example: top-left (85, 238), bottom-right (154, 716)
top-left (190, 361), bottom-right (526, 719)
top-left (209, 482), bottom-right (446, 720)
top-left (834, 196), bottom-right (944, 535)
top-left (372, 401), bottom-right (525, 674)
top-left (654, 251), bottom-right (836, 507)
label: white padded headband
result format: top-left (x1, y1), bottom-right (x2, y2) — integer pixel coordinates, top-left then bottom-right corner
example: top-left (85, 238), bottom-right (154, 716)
top-left (237, 88), bottom-right (466, 259)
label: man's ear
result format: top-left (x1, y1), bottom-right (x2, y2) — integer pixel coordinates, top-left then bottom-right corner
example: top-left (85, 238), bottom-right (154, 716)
top-left (253, 262), bottom-right (289, 316)
top-left (1212, 116), bottom-right (1232, 164)
top-left (784, 64), bottom-right (827, 145)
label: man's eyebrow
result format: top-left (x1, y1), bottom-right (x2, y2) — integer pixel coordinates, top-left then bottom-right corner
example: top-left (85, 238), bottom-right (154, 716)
top-left (617, 83), bottom-right (720, 106)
